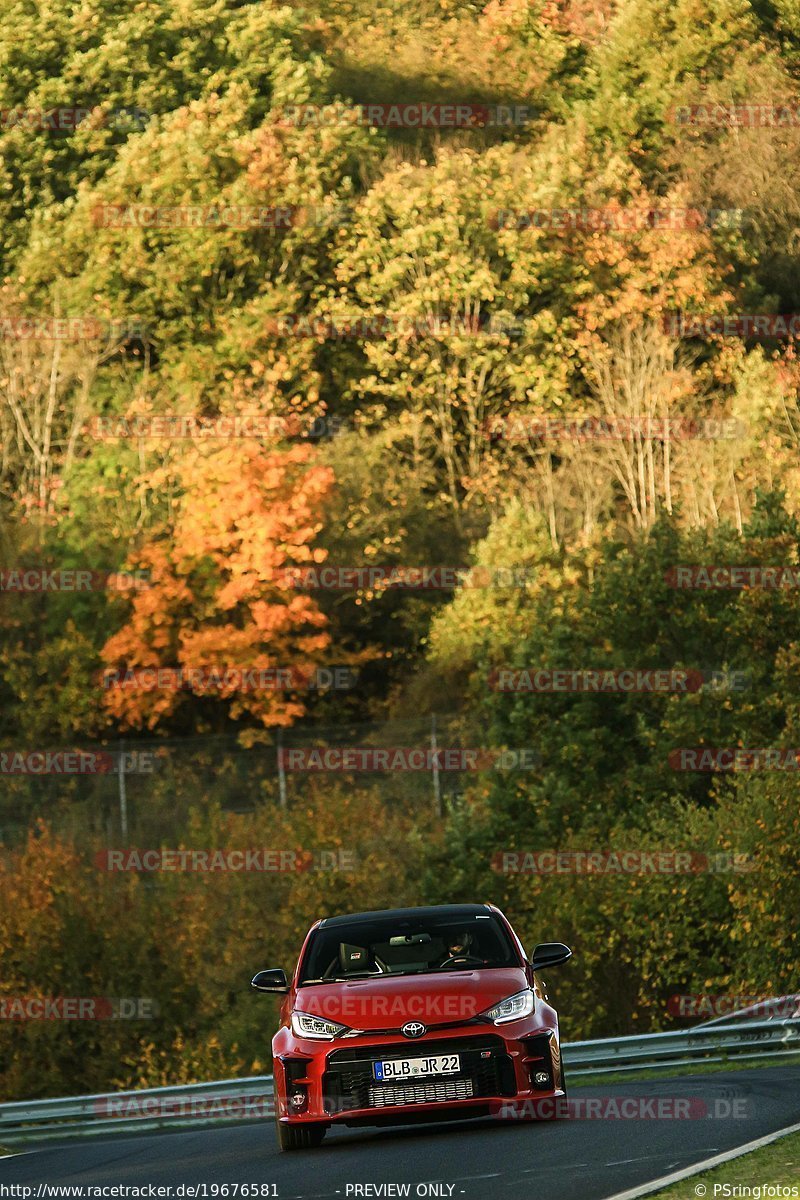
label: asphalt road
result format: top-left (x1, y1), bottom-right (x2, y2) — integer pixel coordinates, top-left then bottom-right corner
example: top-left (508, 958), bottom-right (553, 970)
top-left (3, 1067), bottom-right (799, 1200)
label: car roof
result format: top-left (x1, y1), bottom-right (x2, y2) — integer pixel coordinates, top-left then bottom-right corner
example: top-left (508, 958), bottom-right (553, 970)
top-left (318, 904), bottom-right (494, 928)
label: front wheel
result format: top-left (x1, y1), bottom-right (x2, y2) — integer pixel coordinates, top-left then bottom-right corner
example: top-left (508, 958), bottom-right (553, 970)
top-left (275, 1113), bottom-right (327, 1151)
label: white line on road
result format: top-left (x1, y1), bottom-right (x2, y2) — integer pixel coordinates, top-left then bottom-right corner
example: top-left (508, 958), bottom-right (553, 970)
top-left (602, 1120), bottom-right (800, 1200)
top-left (606, 1158), bottom-right (673, 1167)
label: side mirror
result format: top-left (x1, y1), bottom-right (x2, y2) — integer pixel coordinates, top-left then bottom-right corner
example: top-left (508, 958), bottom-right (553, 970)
top-left (531, 942), bottom-right (572, 971)
top-left (251, 968), bottom-right (289, 993)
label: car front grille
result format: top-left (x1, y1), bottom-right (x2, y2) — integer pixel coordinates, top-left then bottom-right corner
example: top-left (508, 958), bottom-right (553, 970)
top-left (323, 1035), bottom-right (515, 1115)
top-left (369, 1078), bottom-right (475, 1107)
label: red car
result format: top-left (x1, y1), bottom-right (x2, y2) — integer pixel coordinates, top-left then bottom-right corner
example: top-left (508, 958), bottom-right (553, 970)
top-left (251, 902), bottom-right (572, 1150)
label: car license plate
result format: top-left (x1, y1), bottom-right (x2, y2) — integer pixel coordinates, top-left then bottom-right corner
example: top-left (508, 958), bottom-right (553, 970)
top-left (373, 1054), bottom-right (461, 1081)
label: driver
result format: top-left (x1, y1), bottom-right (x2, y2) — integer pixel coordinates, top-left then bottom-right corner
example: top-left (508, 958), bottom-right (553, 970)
top-left (439, 930), bottom-right (476, 964)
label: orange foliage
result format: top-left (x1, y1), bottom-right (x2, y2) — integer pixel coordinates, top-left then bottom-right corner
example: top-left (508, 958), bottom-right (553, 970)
top-left (101, 441), bottom-right (335, 729)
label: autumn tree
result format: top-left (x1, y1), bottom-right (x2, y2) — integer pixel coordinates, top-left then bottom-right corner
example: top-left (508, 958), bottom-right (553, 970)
top-left (101, 441), bottom-right (334, 731)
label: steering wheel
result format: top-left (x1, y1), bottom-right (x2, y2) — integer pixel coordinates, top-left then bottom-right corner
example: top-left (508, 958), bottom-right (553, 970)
top-left (439, 953), bottom-right (486, 969)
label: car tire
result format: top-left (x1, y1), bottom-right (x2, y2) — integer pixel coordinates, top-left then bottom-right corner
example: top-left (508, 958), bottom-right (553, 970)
top-left (275, 1113), bottom-right (327, 1151)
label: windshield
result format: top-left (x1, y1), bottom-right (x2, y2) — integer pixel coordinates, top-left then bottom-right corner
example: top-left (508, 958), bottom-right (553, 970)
top-left (298, 912), bottom-right (520, 985)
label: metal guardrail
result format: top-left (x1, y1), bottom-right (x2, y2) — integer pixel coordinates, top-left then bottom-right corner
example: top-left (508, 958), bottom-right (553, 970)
top-left (0, 1075), bottom-right (275, 1146)
top-left (1, 1020), bottom-right (797, 1146)
top-left (564, 1018), bottom-right (800, 1076)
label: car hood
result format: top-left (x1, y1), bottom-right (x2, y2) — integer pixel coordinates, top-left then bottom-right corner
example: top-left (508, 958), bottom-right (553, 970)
top-left (295, 967), bottom-right (530, 1030)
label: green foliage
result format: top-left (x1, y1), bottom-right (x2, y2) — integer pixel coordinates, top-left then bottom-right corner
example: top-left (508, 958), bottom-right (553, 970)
top-left (0, 793), bottom-right (422, 1097)
top-left (2, 0), bottom-right (800, 1094)
top-left (422, 495), bottom-right (800, 1035)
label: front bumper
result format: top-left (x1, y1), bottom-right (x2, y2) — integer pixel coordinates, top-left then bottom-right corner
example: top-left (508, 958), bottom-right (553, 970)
top-left (274, 1023), bottom-right (564, 1126)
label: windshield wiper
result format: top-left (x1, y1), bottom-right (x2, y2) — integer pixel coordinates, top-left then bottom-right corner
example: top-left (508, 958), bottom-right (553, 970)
top-left (430, 965), bottom-right (479, 972)
top-left (299, 973), bottom-right (383, 985)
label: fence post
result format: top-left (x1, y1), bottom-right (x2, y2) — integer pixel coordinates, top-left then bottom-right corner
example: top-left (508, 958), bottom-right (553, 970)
top-left (277, 730), bottom-right (287, 809)
top-left (431, 714), bottom-right (442, 819)
top-left (118, 738), bottom-right (128, 839)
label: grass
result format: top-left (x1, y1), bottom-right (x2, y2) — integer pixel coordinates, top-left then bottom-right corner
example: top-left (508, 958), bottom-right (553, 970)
top-left (652, 1128), bottom-right (800, 1198)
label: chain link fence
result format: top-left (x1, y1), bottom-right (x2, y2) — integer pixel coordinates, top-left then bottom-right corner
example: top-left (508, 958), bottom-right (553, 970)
top-left (0, 711), bottom-right (532, 846)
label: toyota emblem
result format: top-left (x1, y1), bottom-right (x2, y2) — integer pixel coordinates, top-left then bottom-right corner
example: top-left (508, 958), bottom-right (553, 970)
top-left (401, 1021), bottom-right (427, 1039)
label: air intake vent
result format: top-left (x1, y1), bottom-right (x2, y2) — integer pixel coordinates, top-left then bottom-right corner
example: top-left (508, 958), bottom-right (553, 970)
top-left (368, 1078), bottom-right (475, 1107)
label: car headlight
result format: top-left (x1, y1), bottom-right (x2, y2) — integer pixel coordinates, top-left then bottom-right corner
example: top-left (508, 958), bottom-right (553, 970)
top-left (481, 989), bottom-right (535, 1025)
top-left (291, 1010), bottom-right (350, 1040)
